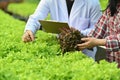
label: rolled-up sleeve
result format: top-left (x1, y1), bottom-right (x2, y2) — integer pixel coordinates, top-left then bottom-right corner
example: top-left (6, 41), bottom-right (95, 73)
top-left (105, 34), bottom-right (120, 52)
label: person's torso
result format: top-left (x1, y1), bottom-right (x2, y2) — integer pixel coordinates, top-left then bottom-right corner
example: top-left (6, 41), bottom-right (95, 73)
top-left (47, 0), bottom-right (92, 31)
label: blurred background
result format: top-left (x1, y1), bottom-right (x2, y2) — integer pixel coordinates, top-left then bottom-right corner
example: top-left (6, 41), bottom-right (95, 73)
top-left (0, 0), bottom-right (108, 22)
top-left (0, 0), bottom-right (40, 21)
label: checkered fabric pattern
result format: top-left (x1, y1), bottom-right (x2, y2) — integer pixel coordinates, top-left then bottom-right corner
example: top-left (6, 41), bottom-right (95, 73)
top-left (89, 5), bottom-right (120, 68)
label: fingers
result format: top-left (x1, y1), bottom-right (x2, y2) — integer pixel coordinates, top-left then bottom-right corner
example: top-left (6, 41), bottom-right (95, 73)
top-left (28, 31), bottom-right (34, 41)
top-left (77, 42), bottom-right (87, 47)
top-left (77, 37), bottom-right (96, 50)
top-left (77, 42), bottom-right (88, 50)
top-left (22, 30), bottom-right (34, 42)
top-left (77, 37), bottom-right (90, 50)
top-left (77, 45), bottom-right (86, 51)
top-left (81, 37), bottom-right (90, 42)
top-left (77, 38), bottom-right (89, 47)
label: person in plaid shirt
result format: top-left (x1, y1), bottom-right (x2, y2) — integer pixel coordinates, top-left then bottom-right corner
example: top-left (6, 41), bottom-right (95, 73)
top-left (77, 0), bottom-right (120, 68)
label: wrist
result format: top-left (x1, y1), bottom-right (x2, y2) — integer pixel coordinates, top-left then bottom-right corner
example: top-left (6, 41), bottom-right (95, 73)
top-left (96, 39), bottom-right (106, 46)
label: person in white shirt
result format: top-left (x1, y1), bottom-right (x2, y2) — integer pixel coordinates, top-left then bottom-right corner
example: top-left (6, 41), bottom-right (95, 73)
top-left (22, 0), bottom-right (102, 59)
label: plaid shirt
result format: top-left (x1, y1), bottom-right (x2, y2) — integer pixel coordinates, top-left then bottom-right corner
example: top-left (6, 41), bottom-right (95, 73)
top-left (89, 5), bottom-right (120, 68)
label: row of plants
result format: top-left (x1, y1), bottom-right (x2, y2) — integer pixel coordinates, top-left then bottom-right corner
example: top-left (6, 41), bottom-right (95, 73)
top-left (25, 0), bottom-right (40, 3)
top-left (7, 0), bottom-right (39, 17)
top-left (0, 10), bottom-right (120, 80)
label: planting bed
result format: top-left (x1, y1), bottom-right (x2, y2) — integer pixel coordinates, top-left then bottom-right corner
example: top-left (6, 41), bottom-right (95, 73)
top-left (0, 10), bottom-right (120, 80)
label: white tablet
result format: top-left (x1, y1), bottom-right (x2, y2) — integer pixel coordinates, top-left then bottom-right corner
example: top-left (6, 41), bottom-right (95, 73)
top-left (39, 20), bottom-right (69, 34)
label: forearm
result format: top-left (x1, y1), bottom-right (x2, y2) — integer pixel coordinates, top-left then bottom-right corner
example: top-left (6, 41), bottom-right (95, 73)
top-left (95, 39), bottom-right (106, 46)
top-left (24, 0), bottom-right (49, 34)
top-left (25, 17), bottom-right (40, 34)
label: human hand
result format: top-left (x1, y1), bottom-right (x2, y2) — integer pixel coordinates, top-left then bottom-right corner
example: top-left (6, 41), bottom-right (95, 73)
top-left (77, 37), bottom-right (98, 50)
top-left (22, 30), bottom-right (35, 42)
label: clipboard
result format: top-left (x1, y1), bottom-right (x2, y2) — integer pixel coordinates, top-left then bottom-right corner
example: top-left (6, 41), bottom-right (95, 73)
top-left (39, 20), bottom-right (69, 34)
